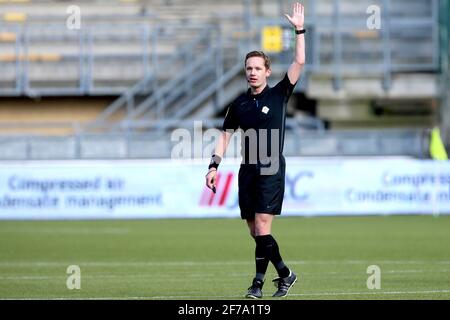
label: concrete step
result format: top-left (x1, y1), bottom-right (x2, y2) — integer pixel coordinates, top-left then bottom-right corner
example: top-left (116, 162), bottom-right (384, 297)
top-left (307, 73), bottom-right (438, 99)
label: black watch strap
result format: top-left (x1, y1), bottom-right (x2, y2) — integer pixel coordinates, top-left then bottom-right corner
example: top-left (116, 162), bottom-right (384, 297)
top-left (208, 154), bottom-right (222, 170)
top-left (295, 29), bottom-right (305, 35)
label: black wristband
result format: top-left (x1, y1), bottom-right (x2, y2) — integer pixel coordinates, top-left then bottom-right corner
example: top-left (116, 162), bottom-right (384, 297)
top-left (208, 154), bottom-right (222, 170)
top-left (295, 29), bottom-right (305, 35)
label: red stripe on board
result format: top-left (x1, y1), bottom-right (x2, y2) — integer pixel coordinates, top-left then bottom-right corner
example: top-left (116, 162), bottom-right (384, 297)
top-left (219, 173), bottom-right (233, 206)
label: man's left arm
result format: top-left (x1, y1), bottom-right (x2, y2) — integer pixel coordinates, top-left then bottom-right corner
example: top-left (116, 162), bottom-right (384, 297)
top-left (284, 2), bottom-right (305, 85)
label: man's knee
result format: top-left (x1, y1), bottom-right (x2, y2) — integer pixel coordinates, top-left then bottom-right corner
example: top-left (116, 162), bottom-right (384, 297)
top-left (254, 226), bottom-right (270, 236)
top-left (254, 214), bottom-right (273, 236)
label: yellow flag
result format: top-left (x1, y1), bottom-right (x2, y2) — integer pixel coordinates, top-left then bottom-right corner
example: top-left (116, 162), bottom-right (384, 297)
top-left (430, 127), bottom-right (448, 160)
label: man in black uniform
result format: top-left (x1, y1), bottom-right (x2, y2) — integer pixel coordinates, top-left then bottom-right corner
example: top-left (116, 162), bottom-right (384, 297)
top-left (205, 2), bottom-right (305, 299)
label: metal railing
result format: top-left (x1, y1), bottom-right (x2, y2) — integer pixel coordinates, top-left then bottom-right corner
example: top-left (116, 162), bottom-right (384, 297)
top-left (0, 0), bottom-right (441, 97)
top-left (83, 26), bottom-right (218, 130)
top-left (0, 0), bottom-right (444, 160)
top-left (0, 23), bottom-right (218, 96)
top-left (0, 127), bottom-right (429, 160)
top-left (83, 21), bottom-right (250, 133)
top-left (247, 0), bottom-right (440, 90)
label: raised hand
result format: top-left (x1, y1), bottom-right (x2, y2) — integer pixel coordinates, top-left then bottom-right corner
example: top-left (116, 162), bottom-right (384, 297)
top-left (284, 2), bottom-right (305, 29)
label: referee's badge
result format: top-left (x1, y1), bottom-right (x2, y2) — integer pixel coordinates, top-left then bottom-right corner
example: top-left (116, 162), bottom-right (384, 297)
top-left (261, 106), bottom-right (270, 114)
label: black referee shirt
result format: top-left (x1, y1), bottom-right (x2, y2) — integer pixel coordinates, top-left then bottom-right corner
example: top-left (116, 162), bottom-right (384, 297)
top-left (222, 73), bottom-right (297, 165)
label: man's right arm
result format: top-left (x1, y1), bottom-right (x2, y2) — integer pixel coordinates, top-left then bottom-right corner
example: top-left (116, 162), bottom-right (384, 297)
top-left (206, 100), bottom-right (239, 192)
top-left (213, 130), bottom-right (233, 159)
top-left (205, 130), bottom-right (233, 192)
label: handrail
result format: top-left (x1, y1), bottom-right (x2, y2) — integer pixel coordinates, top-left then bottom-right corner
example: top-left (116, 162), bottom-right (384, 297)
top-left (117, 39), bottom-right (216, 122)
top-left (0, 1), bottom-right (440, 97)
top-left (0, 127), bottom-right (429, 160)
top-left (82, 26), bottom-right (214, 129)
top-left (0, 24), bottom-right (215, 97)
top-left (0, 0), bottom-right (443, 139)
top-left (170, 61), bottom-right (242, 120)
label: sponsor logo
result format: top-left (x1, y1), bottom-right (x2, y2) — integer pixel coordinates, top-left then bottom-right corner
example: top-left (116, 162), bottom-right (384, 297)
top-left (199, 172), bottom-right (234, 207)
top-left (199, 170), bottom-right (314, 208)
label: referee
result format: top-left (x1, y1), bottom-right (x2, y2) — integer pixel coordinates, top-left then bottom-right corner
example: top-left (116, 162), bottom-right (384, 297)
top-left (205, 2), bottom-right (305, 299)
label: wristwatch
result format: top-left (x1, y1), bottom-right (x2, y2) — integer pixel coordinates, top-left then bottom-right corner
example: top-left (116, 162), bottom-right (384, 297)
top-left (295, 29), bottom-right (305, 35)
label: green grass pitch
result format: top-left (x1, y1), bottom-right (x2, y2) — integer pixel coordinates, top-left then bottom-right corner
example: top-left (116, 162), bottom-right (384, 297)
top-left (0, 215), bottom-right (449, 300)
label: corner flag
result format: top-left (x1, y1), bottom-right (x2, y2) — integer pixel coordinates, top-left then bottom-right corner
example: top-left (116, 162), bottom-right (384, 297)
top-left (430, 127), bottom-right (448, 160)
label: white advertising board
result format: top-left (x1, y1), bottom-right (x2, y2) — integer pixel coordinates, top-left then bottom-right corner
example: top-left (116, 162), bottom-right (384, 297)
top-left (0, 158), bottom-right (449, 219)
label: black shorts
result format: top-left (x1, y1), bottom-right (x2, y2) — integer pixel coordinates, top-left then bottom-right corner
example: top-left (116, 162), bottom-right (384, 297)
top-left (238, 156), bottom-right (286, 220)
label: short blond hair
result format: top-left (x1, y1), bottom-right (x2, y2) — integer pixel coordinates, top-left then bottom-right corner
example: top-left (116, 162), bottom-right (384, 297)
top-left (245, 51), bottom-right (271, 70)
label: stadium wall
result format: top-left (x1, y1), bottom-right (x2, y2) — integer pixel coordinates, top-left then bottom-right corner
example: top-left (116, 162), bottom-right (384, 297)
top-left (0, 157), bottom-right (449, 220)
top-left (0, 97), bottom-right (119, 135)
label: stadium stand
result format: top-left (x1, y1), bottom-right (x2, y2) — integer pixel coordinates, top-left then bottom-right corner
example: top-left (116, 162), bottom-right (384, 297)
top-left (0, 0), bottom-right (447, 159)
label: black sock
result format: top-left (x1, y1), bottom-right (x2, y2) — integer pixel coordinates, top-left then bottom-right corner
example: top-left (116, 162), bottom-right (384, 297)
top-left (267, 235), bottom-right (290, 278)
top-left (254, 235), bottom-right (273, 281)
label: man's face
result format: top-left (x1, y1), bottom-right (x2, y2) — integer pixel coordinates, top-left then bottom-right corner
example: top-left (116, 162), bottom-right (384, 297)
top-left (245, 56), bottom-right (271, 90)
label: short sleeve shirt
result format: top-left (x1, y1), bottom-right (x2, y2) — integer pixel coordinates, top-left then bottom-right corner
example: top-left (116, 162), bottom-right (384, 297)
top-left (222, 73), bottom-right (297, 164)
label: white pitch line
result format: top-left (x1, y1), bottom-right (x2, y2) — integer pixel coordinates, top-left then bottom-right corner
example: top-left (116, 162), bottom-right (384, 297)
top-left (289, 290), bottom-right (450, 297)
top-left (143, 289), bottom-right (450, 300)
top-left (0, 276), bottom-right (64, 280)
top-left (1, 260), bottom-right (450, 268)
top-left (3, 269), bottom-right (450, 281)
top-left (0, 274), bottom-right (247, 281)
top-left (2, 289), bottom-right (450, 300)
top-left (0, 261), bottom-right (253, 267)
top-left (0, 228), bottom-right (130, 235)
